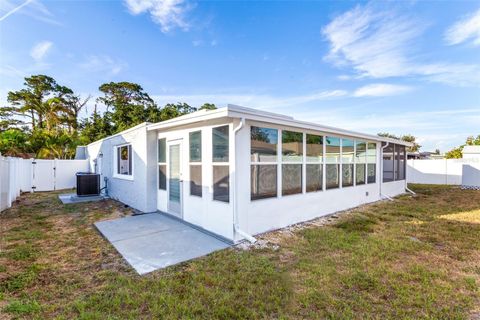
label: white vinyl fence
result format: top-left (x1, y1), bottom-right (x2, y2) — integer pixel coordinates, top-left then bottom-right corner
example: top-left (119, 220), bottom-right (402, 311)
top-left (407, 158), bottom-right (480, 186)
top-left (0, 156), bottom-right (89, 212)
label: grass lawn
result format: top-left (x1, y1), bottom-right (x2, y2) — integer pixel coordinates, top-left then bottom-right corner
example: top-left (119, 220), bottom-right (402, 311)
top-left (1, 184), bottom-right (480, 319)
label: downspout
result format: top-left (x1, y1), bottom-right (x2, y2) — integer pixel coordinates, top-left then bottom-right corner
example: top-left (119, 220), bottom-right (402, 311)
top-left (405, 186), bottom-right (416, 195)
top-left (380, 142), bottom-right (394, 201)
top-left (233, 118), bottom-right (257, 243)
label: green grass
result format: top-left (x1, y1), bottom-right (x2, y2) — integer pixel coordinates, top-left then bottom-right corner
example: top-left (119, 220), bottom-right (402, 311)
top-left (1, 185), bottom-right (479, 319)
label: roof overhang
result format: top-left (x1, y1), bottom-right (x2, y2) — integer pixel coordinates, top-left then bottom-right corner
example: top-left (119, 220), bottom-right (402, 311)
top-left (147, 104), bottom-right (413, 147)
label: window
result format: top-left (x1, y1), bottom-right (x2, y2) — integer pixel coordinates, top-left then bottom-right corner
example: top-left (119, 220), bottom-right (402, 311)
top-left (158, 138), bottom-right (166, 190)
top-left (282, 164), bottom-right (302, 195)
top-left (355, 141), bottom-right (366, 185)
top-left (306, 134), bottom-right (323, 162)
top-left (189, 131), bottom-right (201, 162)
top-left (212, 125), bottom-right (229, 162)
top-left (190, 165), bottom-right (202, 197)
top-left (116, 144), bottom-right (132, 176)
top-left (282, 130), bottom-right (303, 195)
top-left (382, 143), bottom-right (394, 182)
top-left (213, 125), bottom-right (229, 202)
top-left (251, 165), bottom-right (277, 200)
top-left (341, 139), bottom-right (354, 187)
top-left (251, 126), bottom-right (278, 200)
top-left (282, 130), bottom-right (303, 162)
top-left (367, 143), bottom-right (376, 183)
top-left (396, 145), bottom-right (406, 180)
top-left (189, 131), bottom-right (202, 197)
top-left (306, 164), bottom-right (322, 192)
top-left (326, 137), bottom-right (340, 189)
top-left (306, 134), bottom-right (323, 192)
top-left (382, 143), bottom-right (406, 182)
top-left (251, 126), bottom-right (278, 162)
top-left (213, 165), bottom-right (229, 202)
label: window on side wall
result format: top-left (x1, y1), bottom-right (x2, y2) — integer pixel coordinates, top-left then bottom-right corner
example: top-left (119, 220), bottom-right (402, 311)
top-left (189, 131), bottom-right (202, 197)
top-left (367, 142), bottom-right (376, 183)
top-left (355, 141), bottom-right (367, 185)
top-left (212, 125), bottom-right (229, 202)
top-left (251, 126), bottom-right (278, 200)
top-left (382, 143), bottom-right (394, 182)
top-left (306, 134), bottom-right (323, 192)
top-left (158, 138), bottom-right (166, 190)
top-left (282, 130), bottom-right (303, 196)
top-left (396, 144), bottom-right (406, 180)
top-left (116, 144), bottom-right (132, 177)
top-left (341, 139), bottom-right (354, 187)
top-left (326, 136), bottom-right (340, 189)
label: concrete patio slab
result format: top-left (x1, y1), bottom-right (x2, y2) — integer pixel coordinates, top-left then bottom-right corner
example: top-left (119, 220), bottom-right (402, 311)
top-left (95, 213), bottom-right (230, 274)
top-left (59, 193), bottom-right (106, 204)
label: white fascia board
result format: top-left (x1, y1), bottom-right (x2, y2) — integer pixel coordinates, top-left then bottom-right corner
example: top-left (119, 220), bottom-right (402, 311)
top-left (146, 108), bottom-right (228, 131)
top-left (226, 108), bottom-right (413, 146)
top-left (145, 104), bottom-right (413, 147)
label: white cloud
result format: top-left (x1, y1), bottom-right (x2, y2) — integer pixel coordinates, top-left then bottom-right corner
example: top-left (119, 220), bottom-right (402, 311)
top-left (444, 8), bottom-right (480, 46)
top-left (322, 4), bottom-right (480, 87)
top-left (353, 83), bottom-right (413, 97)
top-left (192, 39), bottom-right (203, 47)
top-left (322, 5), bottom-right (422, 78)
top-left (30, 41), bottom-right (53, 61)
top-left (124, 0), bottom-right (190, 33)
top-left (80, 55), bottom-right (127, 75)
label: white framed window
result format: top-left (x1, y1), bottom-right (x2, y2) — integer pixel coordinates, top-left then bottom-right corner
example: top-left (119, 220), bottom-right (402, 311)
top-left (341, 138), bottom-right (354, 188)
top-left (158, 138), bottom-right (167, 190)
top-left (282, 130), bottom-right (303, 196)
top-left (251, 126), bottom-right (278, 200)
top-left (306, 133), bottom-right (323, 192)
top-left (189, 131), bottom-right (202, 197)
top-left (114, 144), bottom-right (133, 180)
top-left (355, 140), bottom-right (367, 186)
top-left (326, 136), bottom-right (340, 189)
top-left (212, 125), bottom-right (230, 203)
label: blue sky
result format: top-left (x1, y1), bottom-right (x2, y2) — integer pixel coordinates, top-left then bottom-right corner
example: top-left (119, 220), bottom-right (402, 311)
top-left (1, 0), bottom-right (479, 152)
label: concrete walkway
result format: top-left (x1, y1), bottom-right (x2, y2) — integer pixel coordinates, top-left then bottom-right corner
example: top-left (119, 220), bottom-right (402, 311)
top-left (95, 213), bottom-right (230, 275)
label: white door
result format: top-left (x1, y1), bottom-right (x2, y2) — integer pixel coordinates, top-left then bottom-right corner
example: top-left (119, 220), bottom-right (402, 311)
top-left (33, 160), bottom-right (55, 191)
top-left (168, 142), bottom-right (182, 217)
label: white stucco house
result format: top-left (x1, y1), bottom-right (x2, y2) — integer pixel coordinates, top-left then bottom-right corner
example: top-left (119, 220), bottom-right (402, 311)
top-left (82, 105), bottom-right (411, 243)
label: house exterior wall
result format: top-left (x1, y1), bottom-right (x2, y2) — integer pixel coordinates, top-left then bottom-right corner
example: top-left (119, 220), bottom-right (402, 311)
top-left (155, 118), bottom-right (235, 240)
top-left (83, 112), bottom-right (408, 243)
top-left (234, 120), bottom-right (406, 241)
top-left (85, 124), bottom-right (157, 213)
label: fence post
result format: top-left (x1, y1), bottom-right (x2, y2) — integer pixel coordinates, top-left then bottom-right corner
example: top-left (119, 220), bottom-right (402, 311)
top-left (31, 158), bottom-right (35, 193)
top-left (54, 158), bottom-right (57, 191)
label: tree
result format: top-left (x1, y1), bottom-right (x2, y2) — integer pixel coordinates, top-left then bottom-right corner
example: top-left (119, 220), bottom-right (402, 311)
top-left (6, 75), bottom-right (60, 129)
top-left (97, 82), bottom-right (159, 132)
top-left (63, 94), bottom-right (90, 133)
top-left (199, 103), bottom-right (216, 110)
top-left (0, 106), bottom-right (21, 131)
top-left (445, 135), bottom-right (480, 159)
top-left (159, 103), bottom-right (197, 121)
top-left (79, 105), bottom-right (114, 143)
top-left (378, 133), bottom-right (421, 152)
top-left (0, 129), bottom-right (30, 157)
top-left (2, 75), bottom-right (220, 158)
top-left (445, 147), bottom-right (463, 159)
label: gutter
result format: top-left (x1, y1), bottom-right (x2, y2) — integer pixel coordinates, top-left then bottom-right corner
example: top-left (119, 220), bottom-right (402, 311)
top-left (232, 117), bottom-right (256, 243)
top-left (379, 142), bottom-right (394, 201)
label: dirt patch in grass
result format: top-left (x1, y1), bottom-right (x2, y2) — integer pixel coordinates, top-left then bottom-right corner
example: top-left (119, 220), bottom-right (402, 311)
top-left (1, 185), bottom-right (480, 319)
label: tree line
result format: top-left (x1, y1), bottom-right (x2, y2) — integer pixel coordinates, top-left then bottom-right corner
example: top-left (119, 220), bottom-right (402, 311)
top-left (0, 75), bottom-right (216, 159)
